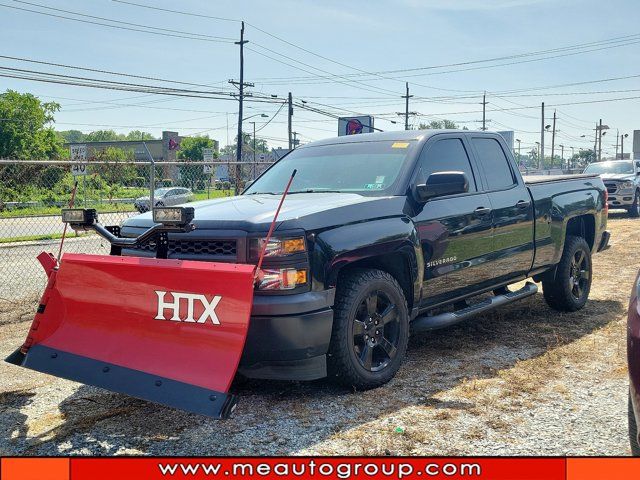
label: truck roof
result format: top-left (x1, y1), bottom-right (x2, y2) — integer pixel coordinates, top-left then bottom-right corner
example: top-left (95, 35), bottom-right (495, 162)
top-left (303, 129), bottom-right (496, 148)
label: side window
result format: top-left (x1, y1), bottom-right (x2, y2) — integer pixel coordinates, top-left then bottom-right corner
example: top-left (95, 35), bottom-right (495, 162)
top-left (419, 138), bottom-right (476, 193)
top-left (471, 138), bottom-right (516, 191)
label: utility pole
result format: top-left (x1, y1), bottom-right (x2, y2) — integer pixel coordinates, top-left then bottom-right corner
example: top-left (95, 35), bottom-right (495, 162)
top-left (252, 121), bottom-right (256, 181)
top-left (622, 133), bottom-right (627, 159)
top-left (598, 118), bottom-right (603, 162)
top-left (615, 129), bottom-right (619, 159)
top-left (287, 92), bottom-right (293, 150)
top-left (550, 110), bottom-right (557, 168)
top-left (540, 102), bottom-right (545, 169)
top-left (292, 131), bottom-right (299, 149)
top-left (516, 138), bottom-right (521, 162)
top-left (481, 92), bottom-right (488, 131)
top-left (593, 122), bottom-right (598, 162)
top-left (230, 21), bottom-right (251, 195)
top-left (559, 144), bottom-right (564, 170)
top-left (402, 82), bottom-right (412, 130)
top-left (570, 146), bottom-right (575, 168)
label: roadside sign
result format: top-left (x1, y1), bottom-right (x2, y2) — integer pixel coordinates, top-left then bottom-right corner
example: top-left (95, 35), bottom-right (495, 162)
top-left (338, 116), bottom-right (374, 136)
top-left (203, 148), bottom-right (214, 174)
top-left (70, 144), bottom-right (88, 176)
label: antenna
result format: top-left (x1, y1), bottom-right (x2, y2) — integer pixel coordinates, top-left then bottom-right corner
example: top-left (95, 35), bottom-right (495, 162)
top-left (255, 169), bottom-right (297, 275)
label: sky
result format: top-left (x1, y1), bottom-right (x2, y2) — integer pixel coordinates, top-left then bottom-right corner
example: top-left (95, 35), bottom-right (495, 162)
top-left (1, 0), bottom-right (639, 157)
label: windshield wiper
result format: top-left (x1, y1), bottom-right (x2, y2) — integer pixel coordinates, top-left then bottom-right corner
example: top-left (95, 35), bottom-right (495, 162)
top-left (288, 189), bottom-right (343, 194)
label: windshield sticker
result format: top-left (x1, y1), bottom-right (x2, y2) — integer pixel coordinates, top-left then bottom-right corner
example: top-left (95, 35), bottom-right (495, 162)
top-left (365, 183), bottom-right (385, 190)
top-left (391, 142), bottom-right (410, 149)
top-left (375, 176), bottom-right (385, 184)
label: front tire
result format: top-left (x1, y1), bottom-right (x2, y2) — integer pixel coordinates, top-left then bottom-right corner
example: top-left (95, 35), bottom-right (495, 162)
top-left (629, 191), bottom-right (640, 218)
top-left (630, 393), bottom-right (640, 456)
top-left (327, 269), bottom-right (409, 390)
top-left (542, 235), bottom-right (592, 312)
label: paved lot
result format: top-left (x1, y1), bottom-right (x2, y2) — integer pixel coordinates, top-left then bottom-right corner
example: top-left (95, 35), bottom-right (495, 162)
top-left (0, 215), bottom-right (636, 455)
top-left (0, 212), bottom-right (137, 240)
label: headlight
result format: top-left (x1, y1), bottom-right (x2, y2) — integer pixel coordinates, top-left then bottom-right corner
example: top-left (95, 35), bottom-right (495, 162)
top-left (250, 236), bottom-right (306, 258)
top-left (61, 208), bottom-right (97, 226)
top-left (153, 207), bottom-right (194, 226)
top-left (256, 268), bottom-right (307, 290)
top-left (621, 181), bottom-right (635, 190)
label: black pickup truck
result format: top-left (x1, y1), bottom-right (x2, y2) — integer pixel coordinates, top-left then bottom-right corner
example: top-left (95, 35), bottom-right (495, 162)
top-left (121, 130), bottom-right (610, 389)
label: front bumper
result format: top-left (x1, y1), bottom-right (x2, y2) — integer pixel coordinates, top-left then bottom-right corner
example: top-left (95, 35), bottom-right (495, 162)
top-left (238, 289), bottom-right (335, 381)
top-left (628, 294), bottom-right (640, 448)
top-left (608, 190), bottom-right (635, 207)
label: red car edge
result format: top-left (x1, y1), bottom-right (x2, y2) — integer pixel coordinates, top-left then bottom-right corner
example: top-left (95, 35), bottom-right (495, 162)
top-left (628, 270), bottom-right (640, 455)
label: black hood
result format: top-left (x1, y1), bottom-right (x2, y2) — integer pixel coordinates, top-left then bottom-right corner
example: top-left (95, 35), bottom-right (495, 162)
top-left (123, 193), bottom-right (406, 232)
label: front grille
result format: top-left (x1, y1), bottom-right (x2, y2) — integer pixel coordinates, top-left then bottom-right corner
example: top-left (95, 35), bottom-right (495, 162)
top-left (127, 239), bottom-right (237, 259)
top-left (171, 240), bottom-right (236, 256)
top-left (605, 182), bottom-right (618, 194)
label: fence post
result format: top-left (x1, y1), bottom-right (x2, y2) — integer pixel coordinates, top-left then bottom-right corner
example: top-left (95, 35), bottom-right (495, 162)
top-left (142, 142), bottom-right (155, 210)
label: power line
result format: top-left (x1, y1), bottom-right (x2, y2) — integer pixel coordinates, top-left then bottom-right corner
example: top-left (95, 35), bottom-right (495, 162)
top-left (0, 54), bottom-right (235, 91)
top-left (0, 1), bottom-right (235, 43)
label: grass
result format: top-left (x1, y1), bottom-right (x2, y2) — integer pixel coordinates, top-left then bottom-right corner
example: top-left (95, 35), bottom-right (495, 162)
top-left (0, 231), bottom-right (94, 244)
top-left (193, 189), bottom-right (233, 201)
top-left (0, 203), bottom-right (136, 219)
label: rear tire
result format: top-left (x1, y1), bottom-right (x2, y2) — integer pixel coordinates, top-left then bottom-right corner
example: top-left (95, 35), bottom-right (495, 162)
top-left (327, 268), bottom-right (409, 390)
top-left (629, 191), bottom-right (640, 218)
top-left (630, 393), bottom-right (640, 456)
top-left (542, 235), bottom-right (592, 312)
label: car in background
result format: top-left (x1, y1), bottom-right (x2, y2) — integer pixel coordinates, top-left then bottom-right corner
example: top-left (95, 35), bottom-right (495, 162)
top-left (583, 160), bottom-right (640, 217)
top-left (133, 187), bottom-right (194, 213)
top-left (629, 270), bottom-right (640, 456)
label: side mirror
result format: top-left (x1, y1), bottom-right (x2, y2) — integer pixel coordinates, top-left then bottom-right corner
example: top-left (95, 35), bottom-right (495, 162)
top-left (414, 171), bottom-right (469, 202)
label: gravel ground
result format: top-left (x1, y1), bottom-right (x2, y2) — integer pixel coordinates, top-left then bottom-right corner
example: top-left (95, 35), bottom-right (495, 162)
top-left (0, 214), bottom-right (635, 456)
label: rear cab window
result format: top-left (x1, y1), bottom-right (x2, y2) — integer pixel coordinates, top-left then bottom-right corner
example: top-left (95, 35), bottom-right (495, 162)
top-left (471, 137), bottom-right (516, 191)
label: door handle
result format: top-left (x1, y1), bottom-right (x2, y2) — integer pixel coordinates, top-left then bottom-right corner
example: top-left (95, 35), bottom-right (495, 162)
top-left (515, 200), bottom-right (531, 209)
top-left (474, 206), bottom-right (492, 217)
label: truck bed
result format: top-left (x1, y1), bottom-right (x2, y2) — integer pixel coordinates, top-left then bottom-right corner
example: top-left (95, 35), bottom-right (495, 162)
top-left (523, 173), bottom-right (598, 184)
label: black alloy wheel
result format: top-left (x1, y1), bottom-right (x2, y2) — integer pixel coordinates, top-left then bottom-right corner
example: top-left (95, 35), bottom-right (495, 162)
top-left (352, 290), bottom-right (400, 372)
top-left (569, 249), bottom-right (590, 302)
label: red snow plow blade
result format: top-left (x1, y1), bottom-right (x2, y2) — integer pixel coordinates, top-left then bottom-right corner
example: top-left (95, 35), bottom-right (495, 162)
top-left (7, 252), bottom-right (255, 419)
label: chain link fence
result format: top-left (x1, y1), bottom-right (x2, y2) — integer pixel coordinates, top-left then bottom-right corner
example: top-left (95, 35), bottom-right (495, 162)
top-left (0, 158), bottom-right (274, 300)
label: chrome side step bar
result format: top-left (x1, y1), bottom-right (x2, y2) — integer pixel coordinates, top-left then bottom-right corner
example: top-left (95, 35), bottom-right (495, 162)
top-left (411, 282), bottom-right (538, 332)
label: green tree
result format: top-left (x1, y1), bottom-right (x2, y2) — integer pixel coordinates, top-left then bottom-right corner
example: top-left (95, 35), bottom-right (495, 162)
top-left (92, 147), bottom-right (136, 201)
top-left (178, 136), bottom-right (217, 189)
top-left (56, 129), bottom-right (86, 144)
top-left (0, 90), bottom-right (64, 159)
top-left (220, 132), bottom-right (269, 157)
top-left (418, 119), bottom-right (461, 130)
top-left (83, 130), bottom-right (125, 142)
top-left (570, 149), bottom-right (595, 169)
top-left (125, 130), bottom-right (156, 141)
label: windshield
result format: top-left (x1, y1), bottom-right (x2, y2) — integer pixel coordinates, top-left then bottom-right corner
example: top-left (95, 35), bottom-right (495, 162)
top-left (154, 188), bottom-right (172, 196)
top-left (584, 161), bottom-right (634, 175)
top-left (244, 140), bottom-right (416, 195)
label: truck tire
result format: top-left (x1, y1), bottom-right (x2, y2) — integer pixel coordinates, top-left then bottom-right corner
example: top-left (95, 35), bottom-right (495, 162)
top-left (629, 191), bottom-right (640, 218)
top-left (542, 235), bottom-right (592, 312)
top-left (630, 393), bottom-right (640, 456)
top-left (328, 268), bottom-right (409, 390)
